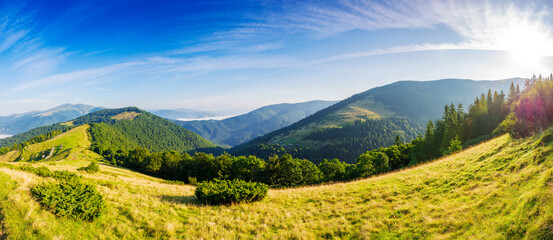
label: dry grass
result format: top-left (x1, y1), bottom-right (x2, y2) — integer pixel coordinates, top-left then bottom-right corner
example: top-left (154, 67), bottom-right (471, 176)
top-left (111, 112), bottom-right (141, 121)
top-left (1, 128), bottom-right (553, 239)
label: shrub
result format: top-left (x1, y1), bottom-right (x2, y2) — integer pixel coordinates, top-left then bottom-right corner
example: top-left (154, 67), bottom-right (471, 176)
top-left (17, 165), bottom-right (80, 181)
top-left (51, 170), bottom-right (79, 181)
top-left (195, 179), bottom-right (268, 205)
top-left (78, 161), bottom-right (100, 174)
top-left (19, 165), bottom-right (52, 177)
top-left (31, 178), bottom-right (105, 221)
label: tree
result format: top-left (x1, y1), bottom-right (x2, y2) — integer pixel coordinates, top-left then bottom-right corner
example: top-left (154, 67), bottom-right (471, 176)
top-left (231, 155), bottom-right (265, 182)
top-left (356, 153), bottom-right (375, 178)
top-left (356, 151), bottom-right (389, 177)
top-left (394, 135), bottom-right (402, 145)
top-left (300, 159), bottom-right (322, 185)
top-left (448, 136), bottom-right (462, 154)
top-left (318, 159), bottom-right (348, 182)
top-left (266, 154), bottom-right (303, 187)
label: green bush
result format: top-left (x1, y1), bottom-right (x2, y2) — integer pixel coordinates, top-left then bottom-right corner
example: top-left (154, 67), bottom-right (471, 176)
top-left (19, 166), bottom-right (52, 177)
top-left (78, 161), bottom-right (100, 174)
top-left (18, 166), bottom-right (79, 181)
top-left (195, 179), bottom-right (268, 205)
top-left (31, 178), bottom-right (105, 221)
top-left (51, 170), bottom-right (79, 181)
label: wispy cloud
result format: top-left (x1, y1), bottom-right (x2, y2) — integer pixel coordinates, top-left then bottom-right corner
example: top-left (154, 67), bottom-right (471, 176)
top-left (0, 5), bottom-right (71, 80)
top-left (252, 0), bottom-right (553, 71)
top-left (11, 61), bottom-right (144, 92)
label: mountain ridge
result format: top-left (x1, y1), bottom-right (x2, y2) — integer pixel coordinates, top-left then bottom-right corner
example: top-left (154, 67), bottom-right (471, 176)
top-left (231, 78), bottom-right (525, 162)
top-left (173, 100), bottom-right (338, 146)
top-left (0, 104), bottom-right (103, 135)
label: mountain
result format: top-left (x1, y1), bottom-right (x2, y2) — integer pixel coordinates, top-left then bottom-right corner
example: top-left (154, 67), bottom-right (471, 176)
top-left (1, 121), bottom-right (552, 238)
top-left (232, 78), bottom-right (525, 163)
top-left (0, 107), bottom-right (217, 153)
top-left (150, 109), bottom-right (222, 120)
top-left (172, 100), bottom-right (338, 147)
top-left (0, 104), bottom-right (102, 136)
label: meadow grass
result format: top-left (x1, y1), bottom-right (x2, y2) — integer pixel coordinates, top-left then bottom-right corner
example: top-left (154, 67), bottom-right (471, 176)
top-left (1, 128), bottom-right (553, 239)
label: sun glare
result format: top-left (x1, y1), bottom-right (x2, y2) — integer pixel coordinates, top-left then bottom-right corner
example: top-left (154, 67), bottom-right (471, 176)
top-left (499, 23), bottom-right (551, 67)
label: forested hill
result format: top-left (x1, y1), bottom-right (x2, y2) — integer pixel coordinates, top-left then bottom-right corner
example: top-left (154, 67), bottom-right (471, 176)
top-left (0, 103), bottom-right (102, 135)
top-left (231, 78), bottom-right (524, 163)
top-left (173, 100), bottom-right (337, 147)
top-left (368, 78), bottom-right (525, 121)
top-left (0, 107), bottom-right (217, 154)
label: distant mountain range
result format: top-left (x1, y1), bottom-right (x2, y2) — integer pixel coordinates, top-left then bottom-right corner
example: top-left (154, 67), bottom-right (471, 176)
top-left (172, 100), bottom-right (338, 147)
top-left (149, 109), bottom-right (223, 120)
top-left (232, 78), bottom-right (525, 163)
top-left (0, 104), bottom-right (103, 136)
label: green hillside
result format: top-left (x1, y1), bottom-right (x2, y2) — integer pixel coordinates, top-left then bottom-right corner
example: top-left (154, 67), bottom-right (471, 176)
top-left (173, 100), bottom-right (337, 147)
top-left (74, 107), bottom-right (217, 153)
top-left (232, 78), bottom-right (524, 163)
top-left (1, 120), bottom-right (553, 239)
top-left (0, 107), bottom-right (218, 156)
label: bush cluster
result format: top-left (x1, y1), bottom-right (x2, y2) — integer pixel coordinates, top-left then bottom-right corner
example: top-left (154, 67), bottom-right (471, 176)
top-left (18, 166), bottom-right (79, 181)
top-left (31, 178), bottom-right (105, 221)
top-left (78, 161), bottom-right (100, 173)
top-left (195, 179), bottom-right (268, 205)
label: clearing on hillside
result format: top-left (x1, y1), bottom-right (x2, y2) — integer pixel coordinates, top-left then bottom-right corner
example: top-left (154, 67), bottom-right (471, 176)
top-left (111, 111), bottom-right (141, 121)
top-left (0, 127), bottom-right (553, 239)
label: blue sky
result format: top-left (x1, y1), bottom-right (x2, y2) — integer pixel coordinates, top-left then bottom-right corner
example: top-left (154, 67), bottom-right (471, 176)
top-left (1, 0), bottom-right (553, 115)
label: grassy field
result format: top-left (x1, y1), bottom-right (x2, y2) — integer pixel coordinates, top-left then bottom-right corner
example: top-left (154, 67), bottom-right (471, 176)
top-left (0, 125), bottom-right (96, 163)
top-left (1, 126), bottom-right (553, 239)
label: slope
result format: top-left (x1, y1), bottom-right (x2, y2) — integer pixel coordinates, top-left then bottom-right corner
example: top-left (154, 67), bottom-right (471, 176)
top-left (0, 125), bottom-right (100, 163)
top-left (0, 104), bottom-right (102, 135)
top-left (0, 107), bottom-right (218, 154)
top-left (73, 107), bottom-right (218, 153)
top-left (232, 78), bottom-right (524, 163)
top-left (1, 125), bottom-right (553, 239)
top-left (173, 100), bottom-right (337, 147)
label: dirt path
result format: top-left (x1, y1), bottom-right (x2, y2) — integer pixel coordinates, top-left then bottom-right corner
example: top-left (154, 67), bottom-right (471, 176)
top-left (44, 147), bottom-right (55, 160)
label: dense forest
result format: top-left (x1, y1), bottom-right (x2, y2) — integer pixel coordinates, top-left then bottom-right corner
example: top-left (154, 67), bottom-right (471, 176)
top-left (75, 107), bottom-right (217, 153)
top-left (232, 117), bottom-right (423, 163)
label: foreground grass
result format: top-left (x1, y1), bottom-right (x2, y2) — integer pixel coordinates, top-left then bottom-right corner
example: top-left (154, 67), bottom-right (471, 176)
top-left (1, 129), bottom-right (553, 239)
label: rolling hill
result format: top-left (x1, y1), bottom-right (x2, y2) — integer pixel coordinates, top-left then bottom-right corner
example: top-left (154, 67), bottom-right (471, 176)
top-left (0, 107), bottom-right (218, 154)
top-left (232, 78), bottom-right (525, 163)
top-left (0, 104), bottom-right (102, 136)
top-left (0, 120), bottom-right (552, 239)
top-left (173, 100), bottom-right (337, 147)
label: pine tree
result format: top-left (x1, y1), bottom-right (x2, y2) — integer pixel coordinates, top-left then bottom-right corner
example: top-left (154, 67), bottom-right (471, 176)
top-left (507, 82), bottom-right (517, 106)
top-left (448, 136), bottom-right (462, 154)
top-left (394, 135), bottom-right (402, 146)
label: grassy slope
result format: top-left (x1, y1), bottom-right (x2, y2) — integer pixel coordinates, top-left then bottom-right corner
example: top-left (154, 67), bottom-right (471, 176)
top-left (0, 125), bottom-right (96, 163)
top-left (1, 128), bottom-right (553, 239)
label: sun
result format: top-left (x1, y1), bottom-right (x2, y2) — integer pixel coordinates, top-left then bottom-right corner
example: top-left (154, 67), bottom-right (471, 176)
top-left (499, 23), bottom-right (551, 67)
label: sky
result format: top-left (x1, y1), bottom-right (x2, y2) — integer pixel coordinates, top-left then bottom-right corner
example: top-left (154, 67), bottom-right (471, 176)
top-left (1, 0), bottom-right (553, 116)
